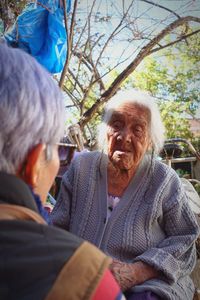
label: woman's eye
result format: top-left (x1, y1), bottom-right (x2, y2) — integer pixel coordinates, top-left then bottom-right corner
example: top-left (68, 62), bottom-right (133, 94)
top-left (112, 121), bottom-right (123, 130)
top-left (134, 125), bottom-right (143, 136)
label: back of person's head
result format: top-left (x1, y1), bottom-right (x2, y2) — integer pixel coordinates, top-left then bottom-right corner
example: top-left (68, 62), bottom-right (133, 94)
top-left (98, 89), bottom-right (165, 154)
top-left (0, 42), bottom-right (65, 174)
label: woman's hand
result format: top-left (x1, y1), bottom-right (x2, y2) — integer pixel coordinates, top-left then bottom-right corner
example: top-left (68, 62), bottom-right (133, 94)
top-left (110, 259), bottom-right (159, 291)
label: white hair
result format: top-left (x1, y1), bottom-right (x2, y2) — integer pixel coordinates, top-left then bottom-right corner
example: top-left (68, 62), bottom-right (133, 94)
top-left (0, 43), bottom-right (65, 174)
top-left (98, 89), bottom-right (165, 154)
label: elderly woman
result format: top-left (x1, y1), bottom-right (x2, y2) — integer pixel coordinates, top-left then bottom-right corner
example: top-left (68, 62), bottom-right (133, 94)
top-left (51, 89), bottom-right (199, 300)
top-left (0, 43), bottom-right (124, 300)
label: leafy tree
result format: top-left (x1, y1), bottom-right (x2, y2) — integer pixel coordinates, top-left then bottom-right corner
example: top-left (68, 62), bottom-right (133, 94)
top-left (123, 30), bottom-right (200, 144)
top-left (159, 101), bottom-right (193, 140)
top-left (1, 1), bottom-right (200, 147)
top-left (61, 1), bottom-right (200, 147)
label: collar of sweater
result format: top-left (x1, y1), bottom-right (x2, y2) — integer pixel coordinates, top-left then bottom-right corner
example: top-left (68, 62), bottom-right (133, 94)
top-left (0, 171), bottom-right (38, 212)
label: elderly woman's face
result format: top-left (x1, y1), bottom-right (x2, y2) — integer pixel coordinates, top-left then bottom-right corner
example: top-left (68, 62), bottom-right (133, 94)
top-left (107, 103), bottom-right (151, 171)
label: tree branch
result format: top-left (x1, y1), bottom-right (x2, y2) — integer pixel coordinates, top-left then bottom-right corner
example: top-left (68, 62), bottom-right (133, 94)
top-left (140, 0), bottom-right (181, 19)
top-left (69, 0), bottom-right (78, 52)
top-left (62, 85), bottom-right (81, 111)
top-left (72, 1), bottom-right (97, 92)
top-left (75, 0), bottom-right (136, 111)
top-left (74, 51), bottom-right (93, 71)
top-left (149, 29), bottom-right (200, 54)
top-left (79, 16), bottom-right (200, 128)
top-left (94, 0), bottom-right (135, 70)
top-left (68, 68), bottom-right (85, 94)
top-left (59, 0), bottom-right (78, 88)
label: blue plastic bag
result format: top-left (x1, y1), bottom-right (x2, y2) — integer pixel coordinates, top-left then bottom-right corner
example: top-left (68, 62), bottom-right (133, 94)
top-left (5, 0), bottom-right (71, 74)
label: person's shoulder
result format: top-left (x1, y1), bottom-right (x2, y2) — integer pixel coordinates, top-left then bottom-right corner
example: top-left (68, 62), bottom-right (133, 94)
top-left (23, 220), bottom-right (82, 250)
top-left (74, 150), bottom-right (102, 159)
top-left (44, 233), bottom-right (124, 300)
top-left (44, 223), bottom-right (82, 248)
top-left (154, 157), bottom-right (180, 178)
top-left (153, 159), bottom-right (190, 204)
top-left (72, 150), bottom-right (104, 166)
top-left (59, 240), bottom-right (124, 300)
top-left (2, 219), bottom-right (124, 300)
top-left (0, 219), bottom-right (83, 270)
top-left (148, 157), bottom-right (183, 191)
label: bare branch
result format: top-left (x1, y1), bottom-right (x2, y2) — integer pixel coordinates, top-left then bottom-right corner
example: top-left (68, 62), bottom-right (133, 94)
top-left (65, 73), bottom-right (84, 100)
top-left (140, 0), bottom-right (181, 19)
top-left (73, 19), bottom-right (88, 54)
top-left (59, 0), bottom-right (78, 88)
top-left (94, 0), bottom-right (135, 69)
top-left (75, 0), bottom-right (136, 109)
top-left (149, 29), bottom-right (200, 54)
top-left (62, 85), bottom-right (81, 111)
top-left (59, 1), bottom-right (70, 87)
top-left (73, 39), bottom-right (91, 92)
top-left (90, 34), bottom-right (105, 53)
top-left (74, 51), bottom-right (93, 71)
top-left (69, 0), bottom-right (78, 52)
top-left (74, 51), bottom-right (105, 91)
top-left (90, 60), bottom-right (105, 91)
top-left (79, 16), bottom-right (200, 128)
top-left (68, 68), bottom-right (85, 94)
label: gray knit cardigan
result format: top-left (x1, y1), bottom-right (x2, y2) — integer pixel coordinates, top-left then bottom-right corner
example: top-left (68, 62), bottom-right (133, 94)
top-left (50, 151), bottom-right (200, 300)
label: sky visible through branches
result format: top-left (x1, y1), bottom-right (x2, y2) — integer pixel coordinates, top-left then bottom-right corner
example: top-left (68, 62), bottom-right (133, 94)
top-left (61, 0), bottom-right (200, 128)
top-left (73, 0), bottom-right (200, 74)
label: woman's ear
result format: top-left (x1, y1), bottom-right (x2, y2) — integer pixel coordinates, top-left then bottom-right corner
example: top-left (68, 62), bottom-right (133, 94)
top-left (18, 144), bottom-right (45, 188)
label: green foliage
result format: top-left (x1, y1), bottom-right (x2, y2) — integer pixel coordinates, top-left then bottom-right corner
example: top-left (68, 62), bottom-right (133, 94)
top-left (4, 2), bottom-right (199, 149)
top-left (123, 31), bottom-right (200, 142)
top-left (84, 30), bottom-right (200, 146)
top-left (194, 183), bottom-right (200, 196)
top-left (127, 57), bottom-right (169, 95)
top-left (176, 168), bottom-right (190, 178)
top-left (159, 100), bottom-right (193, 140)
top-left (192, 137), bottom-right (200, 153)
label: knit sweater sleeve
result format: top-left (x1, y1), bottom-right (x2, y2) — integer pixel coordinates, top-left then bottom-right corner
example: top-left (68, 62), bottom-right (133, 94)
top-left (50, 162), bottom-right (75, 230)
top-left (133, 172), bottom-right (200, 284)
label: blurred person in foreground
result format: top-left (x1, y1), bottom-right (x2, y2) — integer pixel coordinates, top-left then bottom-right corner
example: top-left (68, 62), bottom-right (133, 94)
top-left (51, 89), bottom-right (199, 300)
top-left (0, 42), bottom-right (124, 300)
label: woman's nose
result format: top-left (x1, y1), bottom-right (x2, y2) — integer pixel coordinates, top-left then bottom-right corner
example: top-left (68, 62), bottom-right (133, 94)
top-left (117, 128), bottom-right (132, 143)
top-left (124, 131), bottom-right (132, 143)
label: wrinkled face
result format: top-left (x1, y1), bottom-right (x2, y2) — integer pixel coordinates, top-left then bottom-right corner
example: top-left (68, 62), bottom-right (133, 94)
top-left (107, 103), bottom-right (151, 171)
